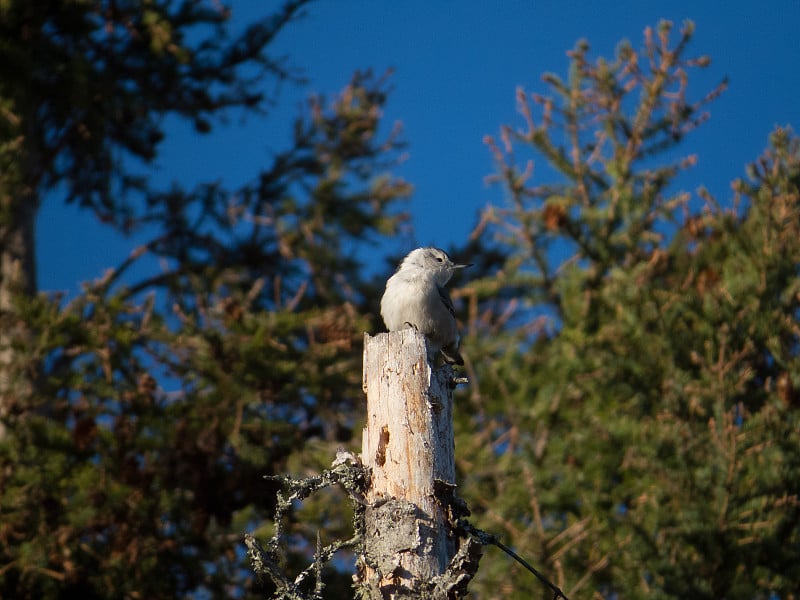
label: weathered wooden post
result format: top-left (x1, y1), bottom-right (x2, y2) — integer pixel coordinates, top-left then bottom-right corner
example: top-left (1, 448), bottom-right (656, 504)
top-left (356, 328), bottom-right (479, 598)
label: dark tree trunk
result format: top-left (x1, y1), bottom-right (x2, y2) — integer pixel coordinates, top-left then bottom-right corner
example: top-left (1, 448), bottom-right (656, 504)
top-left (0, 191), bottom-right (37, 440)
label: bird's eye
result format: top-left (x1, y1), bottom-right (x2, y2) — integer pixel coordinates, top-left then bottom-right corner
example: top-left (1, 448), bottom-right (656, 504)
top-left (436, 257), bottom-right (443, 262)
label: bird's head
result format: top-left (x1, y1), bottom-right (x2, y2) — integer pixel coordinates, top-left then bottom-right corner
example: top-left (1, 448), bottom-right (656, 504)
top-left (400, 247), bottom-right (471, 285)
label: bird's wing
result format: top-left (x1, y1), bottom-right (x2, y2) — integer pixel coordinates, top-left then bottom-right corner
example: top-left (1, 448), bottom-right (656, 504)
top-left (437, 285), bottom-right (456, 317)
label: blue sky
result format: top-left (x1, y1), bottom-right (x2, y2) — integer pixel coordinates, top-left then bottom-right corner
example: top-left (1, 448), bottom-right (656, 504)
top-left (36, 0), bottom-right (800, 293)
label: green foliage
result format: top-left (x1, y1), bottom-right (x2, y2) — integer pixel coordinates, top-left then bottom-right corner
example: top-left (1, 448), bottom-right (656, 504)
top-left (1, 76), bottom-right (409, 597)
top-left (0, 2), bottom-right (410, 598)
top-left (3, 7), bottom-right (798, 599)
top-left (460, 21), bottom-right (800, 599)
top-left (0, 0), bottom-right (310, 218)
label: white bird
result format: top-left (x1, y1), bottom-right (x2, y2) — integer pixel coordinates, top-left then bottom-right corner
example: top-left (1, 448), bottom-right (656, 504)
top-left (380, 247), bottom-right (471, 365)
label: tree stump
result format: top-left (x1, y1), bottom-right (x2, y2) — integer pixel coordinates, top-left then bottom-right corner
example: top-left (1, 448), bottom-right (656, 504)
top-left (357, 329), bottom-right (478, 598)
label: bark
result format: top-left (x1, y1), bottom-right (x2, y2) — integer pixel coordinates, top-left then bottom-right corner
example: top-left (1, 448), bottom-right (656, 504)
top-left (357, 329), bottom-right (481, 599)
top-left (0, 192), bottom-right (37, 441)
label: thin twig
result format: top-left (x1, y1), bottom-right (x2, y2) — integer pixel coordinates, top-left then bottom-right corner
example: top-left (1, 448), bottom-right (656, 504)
top-left (459, 519), bottom-right (569, 600)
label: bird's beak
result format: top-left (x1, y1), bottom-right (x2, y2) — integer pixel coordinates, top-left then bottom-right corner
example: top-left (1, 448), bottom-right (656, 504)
top-left (454, 262), bottom-right (473, 269)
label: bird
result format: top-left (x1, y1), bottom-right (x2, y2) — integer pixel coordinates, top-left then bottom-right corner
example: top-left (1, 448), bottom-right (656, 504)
top-left (380, 247), bottom-right (471, 365)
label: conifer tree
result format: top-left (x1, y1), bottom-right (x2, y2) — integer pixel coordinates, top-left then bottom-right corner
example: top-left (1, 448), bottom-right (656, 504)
top-left (459, 21), bottom-right (800, 599)
top-left (0, 0), bottom-right (311, 434)
top-left (0, 2), bottom-right (410, 597)
top-left (5, 7), bottom-right (799, 598)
